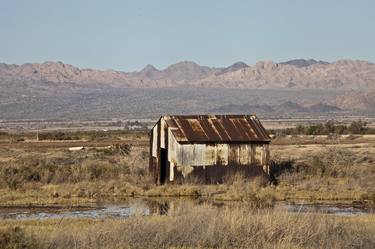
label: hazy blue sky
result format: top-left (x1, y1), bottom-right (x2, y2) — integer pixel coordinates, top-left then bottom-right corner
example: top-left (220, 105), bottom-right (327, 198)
top-left (1, 0), bottom-right (374, 71)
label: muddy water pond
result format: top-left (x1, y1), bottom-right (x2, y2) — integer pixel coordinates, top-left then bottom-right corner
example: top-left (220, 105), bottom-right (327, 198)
top-left (0, 198), bottom-right (372, 220)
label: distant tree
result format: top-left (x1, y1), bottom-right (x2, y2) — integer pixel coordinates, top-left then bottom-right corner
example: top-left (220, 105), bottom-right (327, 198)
top-left (334, 124), bottom-right (347, 134)
top-left (306, 124), bottom-right (324, 135)
top-left (295, 124), bottom-right (305, 134)
top-left (324, 120), bottom-right (336, 134)
top-left (270, 119), bottom-right (373, 137)
top-left (348, 120), bottom-right (367, 134)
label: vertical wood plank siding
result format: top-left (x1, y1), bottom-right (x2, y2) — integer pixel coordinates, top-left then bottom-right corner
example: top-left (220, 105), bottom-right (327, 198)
top-left (150, 115), bottom-right (271, 184)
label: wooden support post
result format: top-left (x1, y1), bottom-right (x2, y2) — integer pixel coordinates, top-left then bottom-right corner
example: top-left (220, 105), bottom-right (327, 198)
top-left (169, 162), bottom-right (174, 182)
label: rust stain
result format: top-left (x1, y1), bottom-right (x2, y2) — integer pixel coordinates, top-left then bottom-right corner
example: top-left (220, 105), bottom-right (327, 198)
top-left (187, 119), bottom-right (209, 140)
top-left (211, 118), bottom-right (232, 141)
top-left (200, 117), bottom-right (222, 141)
top-left (228, 144), bottom-right (239, 164)
top-left (164, 115), bottom-right (270, 144)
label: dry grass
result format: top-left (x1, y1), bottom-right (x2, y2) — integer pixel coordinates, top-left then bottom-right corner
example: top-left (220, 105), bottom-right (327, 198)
top-left (270, 145), bottom-right (375, 203)
top-left (1, 131), bottom-right (375, 248)
top-left (1, 205), bottom-right (375, 249)
top-left (0, 131), bottom-right (374, 206)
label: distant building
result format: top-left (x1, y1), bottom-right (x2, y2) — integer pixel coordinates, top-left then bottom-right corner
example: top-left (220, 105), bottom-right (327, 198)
top-left (149, 115), bottom-right (271, 184)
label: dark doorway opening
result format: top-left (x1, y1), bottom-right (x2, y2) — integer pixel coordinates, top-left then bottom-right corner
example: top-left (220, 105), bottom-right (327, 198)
top-left (160, 148), bottom-right (167, 184)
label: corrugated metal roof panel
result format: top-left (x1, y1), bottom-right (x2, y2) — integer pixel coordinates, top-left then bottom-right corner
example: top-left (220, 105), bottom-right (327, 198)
top-left (162, 115), bottom-right (271, 144)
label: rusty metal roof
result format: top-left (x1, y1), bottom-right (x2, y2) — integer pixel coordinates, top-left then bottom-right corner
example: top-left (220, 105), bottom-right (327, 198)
top-left (162, 115), bottom-right (271, 144)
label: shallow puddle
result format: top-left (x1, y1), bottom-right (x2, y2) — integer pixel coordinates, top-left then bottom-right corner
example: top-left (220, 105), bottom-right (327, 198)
top-left (0, 198), bottom-right (372, 220)
top-left (275, 202), bottom-right (370, 216)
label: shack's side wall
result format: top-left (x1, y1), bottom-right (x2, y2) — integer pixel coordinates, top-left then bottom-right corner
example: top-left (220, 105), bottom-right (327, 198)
top-left (168, 135), bottom-right (270, 167)
top-left (167, 131), bottom-right (270, 183)
top-left (173, 164), bottom-right (266, 184)
top-left (149, 122), bottom-right (159, 183)
top-left (150, 118), bottom-right (169, 184)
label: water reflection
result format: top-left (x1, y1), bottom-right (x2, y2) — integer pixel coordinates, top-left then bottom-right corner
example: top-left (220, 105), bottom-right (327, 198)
top-left (275, 202), bottom-right (370, 216)
top-left (0, 198), bottom-right (372, 220)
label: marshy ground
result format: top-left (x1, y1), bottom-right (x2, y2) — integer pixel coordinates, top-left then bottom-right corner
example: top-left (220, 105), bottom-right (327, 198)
top-left (0, 129), bottom-right (374, 205)
top-left (0, 127), bottom-right (374, 248)
top-left (1, 205), bottom-right (375, 249)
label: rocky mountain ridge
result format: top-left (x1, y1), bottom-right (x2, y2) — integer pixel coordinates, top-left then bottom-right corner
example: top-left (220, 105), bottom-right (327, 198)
top-left (1, 59), bottom-right (374, 90)
top-left (1, 59), bottom-right (374, 115)
top-left (332, 91), bottom-right (375, 111)
top-left (210, 101), bottom-right (342, 114)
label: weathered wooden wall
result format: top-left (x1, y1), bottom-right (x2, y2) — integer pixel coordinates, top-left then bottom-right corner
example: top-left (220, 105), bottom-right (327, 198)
top-left (150, 118), bottom-right (270, 184)
top-left (168, 131), bottom-right (269, 166)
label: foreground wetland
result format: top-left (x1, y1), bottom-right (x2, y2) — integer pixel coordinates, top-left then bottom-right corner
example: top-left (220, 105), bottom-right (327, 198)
top-left (0, 122), bottom-right (375, 248)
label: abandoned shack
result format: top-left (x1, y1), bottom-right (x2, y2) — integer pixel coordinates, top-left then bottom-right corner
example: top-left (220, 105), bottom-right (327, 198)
top-left (149, 115), bottom-right (271, 184)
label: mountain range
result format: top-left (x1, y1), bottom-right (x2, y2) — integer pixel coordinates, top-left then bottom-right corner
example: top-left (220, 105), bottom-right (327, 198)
top-left (332, 90), bottom-right (375, 111)
top-left (0, 59), bottom-right (374, 120)
top-left (210, 101), bottom-right (343, 114)
top-left (1, 59), bottom-right (374, 90)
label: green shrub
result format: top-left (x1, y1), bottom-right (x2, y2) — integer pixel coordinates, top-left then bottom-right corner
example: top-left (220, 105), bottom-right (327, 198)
top-left (1, 167), bottom-right (23, 190)
top-left (307, 155), bottom-right (326, 176)
top-left (39, 131), bottom-right (79, 140)
top-left (349, 120), bottom-right (367, 134)
top-left (82, 161), bottom-right (120, 180)
top-left (271, 120), bottom-right (373, 136)
top-left (272, 148), bottom-right (357, 184)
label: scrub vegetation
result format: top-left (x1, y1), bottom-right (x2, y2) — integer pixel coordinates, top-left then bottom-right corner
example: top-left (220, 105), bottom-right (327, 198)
top-left (1, 205), bottom-right (375, 249)
top-left (0, 128), bottom-right (374, 207)
top-left (0, 126), bottom-right (375, 248)
top-left (270, 120), bottom-right (375, 137)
